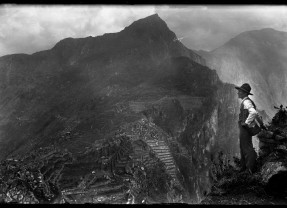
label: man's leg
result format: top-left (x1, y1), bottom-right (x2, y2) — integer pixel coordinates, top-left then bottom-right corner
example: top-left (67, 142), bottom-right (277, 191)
top-left (240, 126), bottom-right (257, 173)
top-left (245, 139), bottom-right (257, 173)
top-left (239, 126), bottom-right (246, 171)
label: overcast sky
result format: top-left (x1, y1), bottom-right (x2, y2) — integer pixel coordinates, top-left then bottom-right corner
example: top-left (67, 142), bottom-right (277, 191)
top-left (0, 5), bottom-right (286, 57)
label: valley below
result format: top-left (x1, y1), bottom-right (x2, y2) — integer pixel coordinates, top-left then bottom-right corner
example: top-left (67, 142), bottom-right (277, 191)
top-left (1, 14), bottom-right (286, 204)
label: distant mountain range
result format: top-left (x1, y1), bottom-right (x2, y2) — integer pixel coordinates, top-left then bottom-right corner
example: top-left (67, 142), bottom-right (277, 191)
top-left (196, 28), bottom-right (287, 119)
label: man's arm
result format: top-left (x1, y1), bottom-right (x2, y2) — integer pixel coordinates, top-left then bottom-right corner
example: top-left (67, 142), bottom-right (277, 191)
top-left (244, 100), bottom-right (258, 126)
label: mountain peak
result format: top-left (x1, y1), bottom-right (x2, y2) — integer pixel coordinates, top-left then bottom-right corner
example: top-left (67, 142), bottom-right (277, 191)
top-left (258, 28), bottom-right (277, 32)
top-left (122, 13), bottom-right (176, 40)
top-left (215, 27), bottom-right (287, 52)
top-left (142, 13), bottom-right (161, 20)
top-left (235, 27), bottom-right (287, 39)
top-left (125, 13), bottom-right (164, 28)
top-left (238, 28), bottom-right (284, 36)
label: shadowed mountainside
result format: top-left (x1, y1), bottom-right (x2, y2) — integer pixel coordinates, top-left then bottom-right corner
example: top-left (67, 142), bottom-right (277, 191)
top-left (0, 14), bottom-right (239, 204)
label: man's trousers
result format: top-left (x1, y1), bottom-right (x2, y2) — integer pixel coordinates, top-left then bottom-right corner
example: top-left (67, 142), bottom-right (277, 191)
top-left (239, 124), bottom-right (257, 172)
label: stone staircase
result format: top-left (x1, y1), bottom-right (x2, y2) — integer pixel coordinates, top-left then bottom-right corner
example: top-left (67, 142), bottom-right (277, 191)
top-left (119, 118), bottom-right (183, 188)
top-left (144, 138), bottom-right (180, 187)
top-left (59, 118), bottom-right (186, 203)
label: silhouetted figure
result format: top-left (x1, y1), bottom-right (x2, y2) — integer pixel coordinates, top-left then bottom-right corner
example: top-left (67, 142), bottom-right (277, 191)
top-left (235, 83), bottom-right (258, 174)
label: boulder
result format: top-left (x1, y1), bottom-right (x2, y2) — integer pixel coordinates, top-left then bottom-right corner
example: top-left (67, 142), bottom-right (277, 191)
top-left (256, 106), bottom-right (287, 196)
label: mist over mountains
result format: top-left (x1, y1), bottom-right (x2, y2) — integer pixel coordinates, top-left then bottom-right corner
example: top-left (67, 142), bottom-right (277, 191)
top-left (197, 28), bottom-right (287, 119)
top-left (1, 13), bottom-right (282, 204)
top-left (0, 14), bottom-right (209, 159)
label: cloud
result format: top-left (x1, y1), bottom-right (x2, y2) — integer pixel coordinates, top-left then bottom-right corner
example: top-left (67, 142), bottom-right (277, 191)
top-left (1, 5), bottom-right (286, 56)
top-left (156, 6), bottom-right (287, 51)
top-left (0, 5), bottom-right (156, 56)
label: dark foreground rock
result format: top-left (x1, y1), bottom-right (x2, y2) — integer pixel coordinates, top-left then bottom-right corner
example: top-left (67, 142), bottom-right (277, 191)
top-left (201, 105), bottom-right (287, 204)
top-left (257, 105), bottom-right (287, 196)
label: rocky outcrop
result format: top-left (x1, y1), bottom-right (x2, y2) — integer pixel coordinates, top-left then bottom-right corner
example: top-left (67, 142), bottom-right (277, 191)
top-left (213, 83), bottom-right (241, 159)
top-left (200, 105), bottom-right (287, 205)
top-left (256, 105), bottom-right (287, 196)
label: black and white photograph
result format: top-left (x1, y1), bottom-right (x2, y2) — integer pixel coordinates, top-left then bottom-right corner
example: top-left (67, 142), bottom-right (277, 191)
top-left (0, 4), bottom-right (287, 204)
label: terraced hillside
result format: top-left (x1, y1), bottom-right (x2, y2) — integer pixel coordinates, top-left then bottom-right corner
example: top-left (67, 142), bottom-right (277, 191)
top-left (0, 14), bottom-right (240, 203)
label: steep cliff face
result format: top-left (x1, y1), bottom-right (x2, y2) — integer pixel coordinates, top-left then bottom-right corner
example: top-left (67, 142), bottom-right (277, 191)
top-left (0, 14), bottom-right (239, 204)
top-left (214, 83), bottom-right (240, 158)
top-left (197, 28), bottom-right (287, 119)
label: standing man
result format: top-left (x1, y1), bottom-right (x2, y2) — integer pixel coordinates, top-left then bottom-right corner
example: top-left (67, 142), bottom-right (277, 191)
top-left (235, 83), bottom-right (258, 174)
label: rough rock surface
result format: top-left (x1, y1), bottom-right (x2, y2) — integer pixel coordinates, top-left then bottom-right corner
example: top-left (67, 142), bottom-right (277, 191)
top-left (201, 105), bottom-right (287, 204)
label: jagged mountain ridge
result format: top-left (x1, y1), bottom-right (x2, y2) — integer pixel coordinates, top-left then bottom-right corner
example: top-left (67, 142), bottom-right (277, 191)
top-left (197, 28), bottom-right (287, 119)
top-left (0, 14), bottom-right (238, 203)
top-left (0, 14), bottom-right (205, 158)
top-left (41, 14), bottom-right (205, 67)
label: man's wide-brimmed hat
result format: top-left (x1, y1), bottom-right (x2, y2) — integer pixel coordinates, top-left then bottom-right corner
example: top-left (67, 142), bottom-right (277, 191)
top-left (235, 83), bottom-right (253, 95)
